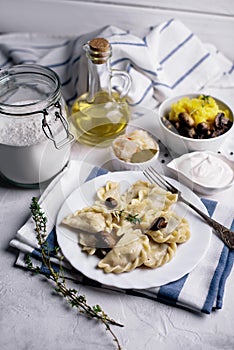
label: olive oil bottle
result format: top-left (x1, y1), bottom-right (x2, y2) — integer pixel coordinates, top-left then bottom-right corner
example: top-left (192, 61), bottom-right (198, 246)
top-left (70, 38), bottom-right (131, 146)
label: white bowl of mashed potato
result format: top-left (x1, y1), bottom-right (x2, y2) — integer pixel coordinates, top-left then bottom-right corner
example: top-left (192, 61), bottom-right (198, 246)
top-left (110, 129), bottom-right (160, 171)
top-left (158, 93), bottom-right (233, 156)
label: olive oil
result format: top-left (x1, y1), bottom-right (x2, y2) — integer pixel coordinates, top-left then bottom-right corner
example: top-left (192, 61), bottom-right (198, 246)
top-left (70, 91), bottom-right (130, 146)
top-left (69, 37), bottom-right (131, 147)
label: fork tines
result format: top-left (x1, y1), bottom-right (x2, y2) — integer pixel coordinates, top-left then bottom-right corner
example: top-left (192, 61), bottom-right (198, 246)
top-left (143, 167), bottom-right (178, 194)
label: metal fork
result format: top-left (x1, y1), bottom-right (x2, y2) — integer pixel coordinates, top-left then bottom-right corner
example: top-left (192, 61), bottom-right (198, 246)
top-left (143, 166), bottom-right (234, 250)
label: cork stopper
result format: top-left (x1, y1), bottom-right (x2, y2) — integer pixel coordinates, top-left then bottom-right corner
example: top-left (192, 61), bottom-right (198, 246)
top-left (89, 38), bottom-right (110, 52)
top-left (87, 38), bottom-right (111, 64)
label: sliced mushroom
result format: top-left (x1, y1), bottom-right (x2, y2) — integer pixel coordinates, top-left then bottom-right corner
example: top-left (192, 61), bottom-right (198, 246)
top-left (214, 112), bottom-right (232, 130)
top-left (178, 112), bottom-right (195, 128)
top-left (214, 113), bottom-right (226, 129)
top-left (179, 126), bottom-right (196, 138)
top-left (105, 197), bottom-right (118, 209)
top-left (148, 217), bottom-right (168, 231)
top-left (163, 117), bottom-right (179, 133)
top-left (210, 128), bottom-right (225, 138)
top-left (97, 231), bottom-right (117, 248)
top-left (174, 121), bottom-right (181, 130)
top-left (196, 122), bottom-right (211, 138)
top-left (95, 248), bottom-right (111, 259)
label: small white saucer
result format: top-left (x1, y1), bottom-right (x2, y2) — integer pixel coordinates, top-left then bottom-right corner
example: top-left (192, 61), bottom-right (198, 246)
top-left (167, 151), bottom-right (234, 195)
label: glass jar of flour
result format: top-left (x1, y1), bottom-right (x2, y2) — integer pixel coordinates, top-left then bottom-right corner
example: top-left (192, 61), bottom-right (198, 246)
top-left (0, 64), bottom-right (74, 187)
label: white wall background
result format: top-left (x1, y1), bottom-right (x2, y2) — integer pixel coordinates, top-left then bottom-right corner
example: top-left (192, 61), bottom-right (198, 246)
top-left (0, 0), bottom-right (234, 59)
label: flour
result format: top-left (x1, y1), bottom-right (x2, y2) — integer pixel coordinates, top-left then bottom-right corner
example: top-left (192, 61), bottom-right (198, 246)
top-left (0, 101), bottom-right (64, 146)
top-left (0, 101), bottom-right (71, 185)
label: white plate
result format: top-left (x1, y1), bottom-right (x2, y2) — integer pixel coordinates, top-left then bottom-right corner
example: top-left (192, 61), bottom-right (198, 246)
top-left (56, 171), bottom-right (212, 289)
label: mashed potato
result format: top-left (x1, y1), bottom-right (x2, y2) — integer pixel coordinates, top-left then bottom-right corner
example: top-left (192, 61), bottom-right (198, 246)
top-left (169, 95), bottom-right (230, 126)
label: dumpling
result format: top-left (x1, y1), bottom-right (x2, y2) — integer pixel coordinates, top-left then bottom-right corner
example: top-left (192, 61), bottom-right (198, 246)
top-left (122, 180), bottom-right (152, 204)
top-left (96, 181), bottom-right (122, 210)
top-left (125, 197), bottom-right (159, 218)
top-left (146, 211), bottom-right (190, 244)
top-left (138, 207), bottom-right (163, 231)
top-left (98, 229), bottom-right (150, 273)
top-left (81, 246), bottom-right (96, 256)
top-left (79, 232), bottom-right (98, 248)
top-left (62, 207), bottom-right (112, 234)
top-left (79, 230), bottom-right (117, 255)
top-left (111, 217), bottom-right (133, 237)
top-left (144, 240), bottom-right (177, 268)
top-left (147, 186), bottom-right (178, 210)
top-left (122, 180), bottom-right (178, 211)
top-left (62, 178), bottom-right (190, 274)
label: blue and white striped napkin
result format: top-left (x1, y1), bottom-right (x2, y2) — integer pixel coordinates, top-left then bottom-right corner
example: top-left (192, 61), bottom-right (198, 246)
top-left (10, 160), bottom-right (234, 314)
top-left (0, 18), bottom-right (233, 110)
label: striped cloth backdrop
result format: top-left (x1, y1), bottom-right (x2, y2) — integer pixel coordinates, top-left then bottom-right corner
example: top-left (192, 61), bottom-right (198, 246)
top-left (0, 18), bottom-right (233, 110)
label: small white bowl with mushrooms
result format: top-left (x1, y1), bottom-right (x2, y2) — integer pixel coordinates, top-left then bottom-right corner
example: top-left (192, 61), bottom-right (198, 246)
top-left (158, 93), bottom-right (233, 156)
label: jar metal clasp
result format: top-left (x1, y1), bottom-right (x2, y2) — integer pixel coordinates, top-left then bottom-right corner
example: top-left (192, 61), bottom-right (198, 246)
top-left (42, 102), bottom-right (74, 149)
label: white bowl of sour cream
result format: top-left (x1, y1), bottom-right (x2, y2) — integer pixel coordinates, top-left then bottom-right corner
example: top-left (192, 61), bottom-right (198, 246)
top-left (167, 151), bottom-right (234, 195)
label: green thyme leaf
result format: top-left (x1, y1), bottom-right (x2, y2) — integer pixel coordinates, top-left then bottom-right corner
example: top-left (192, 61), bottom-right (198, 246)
top-left (125, 213), bottom-right (142, 224)
top-left (200, 94), bottom-right (210, 105)
top-left (93, 304), bottom-right (102, 313)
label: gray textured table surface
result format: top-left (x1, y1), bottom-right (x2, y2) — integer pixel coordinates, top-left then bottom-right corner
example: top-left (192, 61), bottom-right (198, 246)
top-left (1, 94), bottom-right (234, 350)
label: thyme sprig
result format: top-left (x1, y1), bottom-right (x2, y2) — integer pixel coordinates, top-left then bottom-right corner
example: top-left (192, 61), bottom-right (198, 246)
top-left (125, 213), bottom-right (142, 225)
top-left (113, 209), bottom-right (142, 225)
top-left (25, 197), bottom-right (123, 350)
top-left (189, 94), bottom-right (211, 115)
top-left (200, 94), bottom-right (210, 104)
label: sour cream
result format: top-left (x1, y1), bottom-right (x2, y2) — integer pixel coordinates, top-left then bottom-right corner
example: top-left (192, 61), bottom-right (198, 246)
top-left (168, 151), bottom-right (234, 189)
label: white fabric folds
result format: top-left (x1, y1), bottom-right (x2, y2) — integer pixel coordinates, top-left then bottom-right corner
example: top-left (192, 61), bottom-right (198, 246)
top-left (0, 18), bottom-right (233, 110)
